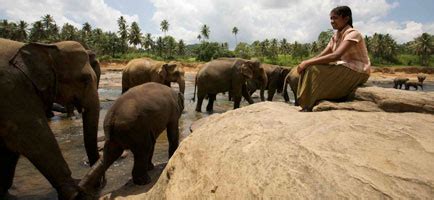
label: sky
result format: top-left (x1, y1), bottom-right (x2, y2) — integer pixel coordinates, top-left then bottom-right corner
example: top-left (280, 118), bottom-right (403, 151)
top-left (1, 0), bottom-right (433, 49)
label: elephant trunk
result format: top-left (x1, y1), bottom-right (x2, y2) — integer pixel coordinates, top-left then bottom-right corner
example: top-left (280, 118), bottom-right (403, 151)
top-left (260, 73), bottom-right (268, 101)
top-left (177, 77), bottom-right (186, 95)
top-left (81, 86), bottom-right (100, 166)
top-left (78, 158), bottom-right (105, 192)
top-left (283, 73), bottom-right (290, 102)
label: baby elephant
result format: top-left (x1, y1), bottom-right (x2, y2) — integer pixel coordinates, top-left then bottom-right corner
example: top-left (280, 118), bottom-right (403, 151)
top-left (79, 82), bottom-right (184, 190)
top-left (393, 77), bottom-right (409, 89)
top-left (405, 75), bottom-right (426, 90)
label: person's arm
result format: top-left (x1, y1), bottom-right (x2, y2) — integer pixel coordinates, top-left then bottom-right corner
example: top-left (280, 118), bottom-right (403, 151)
top-left (297, 40), bottom-right (355, 73)
top-left (314, 45), bottom-right (333, 58)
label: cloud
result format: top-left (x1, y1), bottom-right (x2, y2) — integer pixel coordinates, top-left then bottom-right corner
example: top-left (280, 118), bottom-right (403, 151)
top-left (0, 0), bottom-right (138, 31)
top-left (149, 0), bottom-right (406, 47)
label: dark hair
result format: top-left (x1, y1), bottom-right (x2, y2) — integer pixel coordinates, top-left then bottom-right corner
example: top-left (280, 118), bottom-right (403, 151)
top-left (331, 6), bottom-right (353, 27)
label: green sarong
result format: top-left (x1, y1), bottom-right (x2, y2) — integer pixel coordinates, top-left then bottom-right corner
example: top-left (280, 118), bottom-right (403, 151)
top-left (296, 64), bottom-right (369, 110)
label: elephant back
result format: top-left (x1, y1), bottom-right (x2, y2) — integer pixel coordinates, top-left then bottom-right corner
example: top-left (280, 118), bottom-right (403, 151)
top-left (0, 39), bottom-right (24, 68)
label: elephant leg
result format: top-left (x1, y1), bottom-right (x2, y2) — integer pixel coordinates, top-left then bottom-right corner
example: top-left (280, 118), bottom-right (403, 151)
top-left (66, 104), bottom-right (75, 117)
top-left (79, 140), bottom-right (123, 191)
top-left (0, 145), bottom-right (19, 196)
top-left (291, 88), bottom-right (299, 106)
top-left (167, 121), bottom-right (180, 158)
top-left (267, 88), bottom-right (276, 101)
top-left (147, 142), bottom-right (155, 170)
top-left (206, 94), bottom-right (216, 112)
top-left (19, 130), bottom-right (79, 199)
top-left (195, 93), bottom-right (206, 112)
top-left (233, 95), bottom-right (242, 109)
top-left (242, 84), bottom-right (254, 104)
top-left (131, 144), bottom-right (152, 185)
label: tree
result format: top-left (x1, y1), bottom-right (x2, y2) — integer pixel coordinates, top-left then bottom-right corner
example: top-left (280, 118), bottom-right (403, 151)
top-left (16, 20), bottom-right (28, 42)
top-left (177, 39), bottom-right (186, 56)
top-left (60, 23), bottom-right (78, 41)
top-left (128, 21), bottom-right (142, 48)
top-left (279, 38), bottom-right (290, 55)
top-left (234, 42), bottom-right (252, 59)
top-left (269, 38), bottom-right (279, 60)
top-left (155, 36), bottom-right (164, 57)
top-left (369, 33), bottom-right (398, 64)
top-left (29, 21), bottom-right (45, 42)
top-left (160, 19), bottom-right (169, 36)
top-left (200, 24), bottom-right (210, 40)
top-left (412, 33), bottom-right (433, 66)
top-left (117, 16), bottom-right (128, 53)
top-left (232, 26), bottom-right (238, 45)
top-left (41, 14), bottom-right (59, 41)
top-left (164, 35), bottom-right (176, 58)
top-left (197, 34), bottom-right (202, 42)
top-left (143, 33), bottom-right (154, 51)
top-left (317, 29), bottom-right (334, 50)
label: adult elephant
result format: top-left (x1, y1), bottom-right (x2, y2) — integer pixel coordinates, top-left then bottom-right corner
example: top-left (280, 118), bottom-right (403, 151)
top-left (246, 64), bottom-right (290, 101)
top-left (122, 58), bottom-right (185, 94)
top-left (194, 58), bottom-right (266, 112)
top-left (283, 67), bottom-right (300, 106)
top-left (79, 83), bottom-right (184, 189)
top-left (87, 50), bottom-right (101, 88)
top-left (52, 50), bottom-right (101, 117)
top-left (0, 39), bottom-right (99, 199)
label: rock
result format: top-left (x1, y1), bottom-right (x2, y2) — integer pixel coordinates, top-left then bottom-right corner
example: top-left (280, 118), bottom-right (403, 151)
top-left (126, 102), bottom-right (434, 199)
top-left (314, 86), bottom-right (434, 114)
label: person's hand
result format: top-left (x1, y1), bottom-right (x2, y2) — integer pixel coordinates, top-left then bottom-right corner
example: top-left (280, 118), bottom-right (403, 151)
top-left (297, 61), bottom-right (309, 73)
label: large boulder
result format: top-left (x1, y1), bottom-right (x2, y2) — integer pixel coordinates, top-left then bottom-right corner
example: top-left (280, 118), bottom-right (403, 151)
top-left (127, 102), bottom-right (434, 199)
top-left (314, 86), bottom-right (434, 113)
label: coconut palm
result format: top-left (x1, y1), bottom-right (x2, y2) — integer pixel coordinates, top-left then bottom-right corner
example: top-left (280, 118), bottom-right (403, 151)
top-left (413, 33), bottom-right (433, 66)
top-left (117, 16), bottom-right (128, 53)
top-left (232, 26), bottom-right (238, 45)
top-left (160, 19), bottom-right (169, 36)
top-left (143, 33), bottom-right (154, 51)
top-left (128, 21), bottom-right (142, 48)
top-left (29, 21), bottom-right (45, 42)
top-left (201, 24), bottom-right (210, 40)
top-left (197, 34), bottom-right (202, 42)
top-left (177, 39), bottom-right (186, 56)
top-left (16, 20), bottom-right (28, 41)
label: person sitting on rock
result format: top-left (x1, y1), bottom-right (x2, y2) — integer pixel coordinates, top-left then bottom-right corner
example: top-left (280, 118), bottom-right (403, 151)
top-left (295, 6), bottom-right (370, 112)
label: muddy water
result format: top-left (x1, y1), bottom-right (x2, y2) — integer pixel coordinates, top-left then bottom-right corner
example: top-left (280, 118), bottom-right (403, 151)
top-left (8, 70), bottom-right (433, 199)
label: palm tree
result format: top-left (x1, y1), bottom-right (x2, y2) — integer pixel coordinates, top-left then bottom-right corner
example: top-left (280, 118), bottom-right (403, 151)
top-left (232, 26), bottom-right (238, 45)
top-left (128, 21), bottom-right (142, 48)
top-left (177, 39), bottom-right (186, 56)
top-left (160, 19), bottom-right (169, 36)
top-left (29, 21), bottom-right (45, 42)
top-left (60, 23), bottom-right (78, 41)
top-left (117, 16), bottom-right (128, 53)
top-left (197, 34), bottom-right (202, 42)
top-left (413, 33), bottom-right (433, 66)
top-left (16, 20), bottom-right (28, 41)
top-left (200, 24), bottom-right (210, 40)
top-left (143, 33), bottom-right (154, 51)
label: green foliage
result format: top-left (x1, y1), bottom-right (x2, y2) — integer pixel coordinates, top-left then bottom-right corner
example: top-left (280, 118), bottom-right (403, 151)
top-left (195, 41), bottom-right (234, 61)
top-left (234, 42), bottom-right (252, 59)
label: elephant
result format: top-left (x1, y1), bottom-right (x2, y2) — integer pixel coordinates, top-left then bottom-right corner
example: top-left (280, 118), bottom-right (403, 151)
top-left (405, 75), bottom-right (426, 90)
top-left (79, 82), bottom-right (184, 190)
top-left (283, 67), bottom-right (300, 106)
top-left (246, 64), bottom-right (290, 101)
top-left (122, 58), bottom-right (185, 94)
top-left (393, 77), bottom-right (409, 89)
top-left (51, 50), bottom-right (101, 117)
top-left (193, 58), bottom-right (266, 112)
top-left (0, 39), bottom-right (99, 199)
top-left (87, 50), bottom-right (101, 88)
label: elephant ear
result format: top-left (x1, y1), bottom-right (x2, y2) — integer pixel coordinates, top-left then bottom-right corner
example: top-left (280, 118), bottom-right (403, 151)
top-left (10, 43), bottom-right (59, 114)
top-left (240, 61), bottom-right (253, 79)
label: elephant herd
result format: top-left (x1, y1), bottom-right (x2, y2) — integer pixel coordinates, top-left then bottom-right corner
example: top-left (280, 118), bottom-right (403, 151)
top-left (0, 39), bottom-right (300, 199)
top-left (393, 74), bottom-right (426, 90)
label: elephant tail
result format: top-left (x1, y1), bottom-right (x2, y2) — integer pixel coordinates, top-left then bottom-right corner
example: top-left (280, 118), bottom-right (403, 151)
top-left (192, 74), bottom-right (197, 102)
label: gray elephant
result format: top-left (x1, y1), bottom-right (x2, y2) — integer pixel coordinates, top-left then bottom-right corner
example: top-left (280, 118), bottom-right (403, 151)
top-left (122, 58), bottom-right (185, 94)
top-left (283, 67), bottom-right (300, 106)
top-left (393, 77), bottom-right (409, 89)
top-left (52, 49), bottom-right (101, 117)
top-left (405, 75), bottom-right (426, 90)
top-left (0, 39), bottom-right (99, 199)
top-left (247, 64), bottom-right (290, 101)
top-left (193, 58), bottom-right (266, 112)
top-left (79, 82), bottom-right (184, 190)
